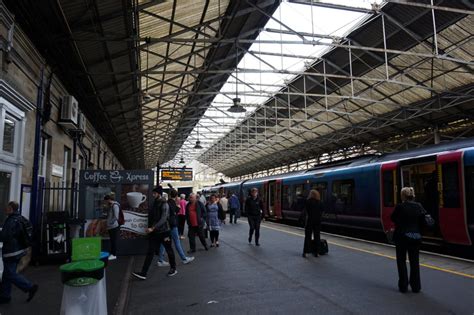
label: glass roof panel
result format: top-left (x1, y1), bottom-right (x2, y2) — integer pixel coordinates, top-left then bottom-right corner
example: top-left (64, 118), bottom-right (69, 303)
top-left (163, 0), bottom-right (384, 168)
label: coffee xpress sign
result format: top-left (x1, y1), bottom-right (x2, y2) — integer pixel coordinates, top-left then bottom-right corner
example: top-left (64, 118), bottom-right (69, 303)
top-left (161, 168), bottom-right (193, 181)
top-left (80, 170), bottom-right (154, 184)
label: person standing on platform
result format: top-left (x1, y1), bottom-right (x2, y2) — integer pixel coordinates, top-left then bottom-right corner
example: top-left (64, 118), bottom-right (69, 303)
top-left (132, 187), bottom-right (177, 280)
top-left (157, 190), bottom-right (194, 266)
top-left (245, 188), bottom-right (264, 246)
top-left (0, 201), bottom-right (38, 304)
top-left (186, 193), bottom-right (208, 253)
top-left (219, 193), bottom-right (228, 224)
top-left (178, 194), bottom-right (187, 239)
top-left (302, 190), bottom-right (323, 258)
top-left (104, 194), bottom-right (120, 260)
top-left (229, 192), bottom-right (240, 224)
top-left (206, 194), bottom-right (223, 247)
top-left (391, 187), bottom-right (426, 293)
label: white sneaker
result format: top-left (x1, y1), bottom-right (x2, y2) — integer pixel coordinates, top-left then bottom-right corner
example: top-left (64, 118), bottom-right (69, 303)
top-left (183, 256), bottom-right (195, 264)
top-left (157, 260), bottom-right (170, 267)
top-left (108, 255), bottom-right (117, 261)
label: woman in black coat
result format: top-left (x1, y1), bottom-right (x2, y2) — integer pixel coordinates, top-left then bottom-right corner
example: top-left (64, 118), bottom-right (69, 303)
top-left (391, 187), bottom-right (427, 293)
top-left (302, 190), bottom-right (323, 258)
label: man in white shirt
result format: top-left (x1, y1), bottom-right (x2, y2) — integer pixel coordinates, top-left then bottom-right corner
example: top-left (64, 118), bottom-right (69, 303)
top-left (219, 194), bottom-right (229, 224)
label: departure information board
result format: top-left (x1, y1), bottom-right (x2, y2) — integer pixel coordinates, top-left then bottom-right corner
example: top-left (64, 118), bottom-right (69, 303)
top-left (161, 168), bottom-right (193, 181)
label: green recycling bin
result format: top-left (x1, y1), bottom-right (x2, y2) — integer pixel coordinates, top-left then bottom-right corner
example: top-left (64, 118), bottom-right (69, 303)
top-left (60, 237), bottom-right (107, 315)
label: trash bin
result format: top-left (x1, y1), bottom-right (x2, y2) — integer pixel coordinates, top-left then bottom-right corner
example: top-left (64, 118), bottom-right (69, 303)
top-left (60, 237), bottom-right (107, 315)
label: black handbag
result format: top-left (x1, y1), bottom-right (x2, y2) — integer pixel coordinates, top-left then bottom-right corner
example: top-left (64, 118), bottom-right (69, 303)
top-left (404, 231), bottom-right (422, 241)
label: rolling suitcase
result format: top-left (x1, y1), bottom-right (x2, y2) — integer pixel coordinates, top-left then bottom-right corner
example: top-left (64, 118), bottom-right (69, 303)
top-left (311, 239), bottom-right (329, 255)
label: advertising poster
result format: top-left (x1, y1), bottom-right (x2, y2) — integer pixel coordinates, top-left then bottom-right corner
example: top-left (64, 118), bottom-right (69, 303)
top-left (79, 170), bottom-right (154, 255)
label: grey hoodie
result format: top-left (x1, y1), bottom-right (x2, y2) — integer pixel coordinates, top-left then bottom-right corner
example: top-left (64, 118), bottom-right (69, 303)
top-left (107, 202), bottom-right (120, 230)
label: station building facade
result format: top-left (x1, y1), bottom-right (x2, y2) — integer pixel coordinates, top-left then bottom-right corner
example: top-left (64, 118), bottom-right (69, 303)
top-left (0, 2), bottom-right (123, 222)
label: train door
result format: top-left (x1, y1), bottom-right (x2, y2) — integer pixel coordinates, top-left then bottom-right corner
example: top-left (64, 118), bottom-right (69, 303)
top-left (437, 152), bottom-right (471, 245)
top-left (399, 156), bottom-right (442, 239)
top-left (381, 162), bottom-right (398, 234)
top-left (267, 181), bottom-right (276, 218)
top-left (275, 180), bottom-right (282, 219)
top-left (263, 181), bottom-right (269, 216)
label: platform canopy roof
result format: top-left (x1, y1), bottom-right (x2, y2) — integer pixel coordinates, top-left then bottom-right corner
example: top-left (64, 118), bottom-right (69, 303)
top-left (7, 0), bottom-right (473, 176)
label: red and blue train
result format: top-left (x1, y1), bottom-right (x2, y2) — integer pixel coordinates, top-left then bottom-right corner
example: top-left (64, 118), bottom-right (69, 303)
top-left (203, 139), bottom-right (474, 247)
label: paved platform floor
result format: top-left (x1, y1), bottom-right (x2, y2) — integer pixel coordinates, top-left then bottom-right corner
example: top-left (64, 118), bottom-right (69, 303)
top-left (0, 255), bottom-right (132, 315)
top-left (127, 221), bottom-right (474, 315)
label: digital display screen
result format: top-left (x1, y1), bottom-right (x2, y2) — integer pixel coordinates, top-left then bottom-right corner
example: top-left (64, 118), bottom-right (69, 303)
top-left (161, 168), bottom-right (193, 181)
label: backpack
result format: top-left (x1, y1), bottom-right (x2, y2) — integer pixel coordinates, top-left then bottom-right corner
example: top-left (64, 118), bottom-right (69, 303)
top-left (114, 202), bottom-right (125, 226)
top-left (17, 215), bottom-right (33, 248)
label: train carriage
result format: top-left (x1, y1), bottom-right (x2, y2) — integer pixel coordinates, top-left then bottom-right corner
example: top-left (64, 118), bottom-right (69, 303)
top-left (204, 139), bottom-right (474, 247)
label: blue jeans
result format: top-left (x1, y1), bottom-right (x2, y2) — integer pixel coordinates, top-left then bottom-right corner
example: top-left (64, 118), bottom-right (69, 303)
top-left (159, 227), bottom-right (187, 261)
top-left (1, 256), bottom-right (33, 299)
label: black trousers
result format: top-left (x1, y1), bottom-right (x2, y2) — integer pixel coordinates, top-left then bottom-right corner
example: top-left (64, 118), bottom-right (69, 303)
top-left (303, 222), bottom-right (320, 254)
top-left (108, 226), bottom-right (120, 256)
top-left (395, 238), bottom-right (421, 292)
top-left (177, 215), bottom-right (186, 236)
top-left (188, 226), bottom-right (207, 251)
top-left (210, 230), bottom-right (219, 243)
top-left (229, 208), bottom-right (238, 223)
top-left (141, 232), bottom-right (176, 275)
top-left (248, 216), bottom-right (261, 243)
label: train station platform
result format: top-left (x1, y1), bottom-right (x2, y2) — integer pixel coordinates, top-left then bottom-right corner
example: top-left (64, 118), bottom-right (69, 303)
top-left (125, 221), bottom-right (474, 314)
top-left (1, 221), bottom-right (472, 314)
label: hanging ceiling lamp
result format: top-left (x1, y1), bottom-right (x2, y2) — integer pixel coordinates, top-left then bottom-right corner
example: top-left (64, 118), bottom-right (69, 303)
top-left (228, 47), bottom-right (246, 113)
top-left (194, 126), bottom-right (203, 149)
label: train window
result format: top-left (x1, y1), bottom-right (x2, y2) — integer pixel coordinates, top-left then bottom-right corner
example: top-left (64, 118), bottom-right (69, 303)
top-left (332, 180), bottom-right (354, 206)
top-left (442, 162), bottom-right (460, 208)
top-left (311, 182), bottom-right (327, 202)
top-left (293, 184), bottom-right (306, 211)
top-left (383, 171), bottom-right (394, 207)
top-left (282, 185), bottom-right (290, 209)
top-left (295, 184), bottom-right (305, 198)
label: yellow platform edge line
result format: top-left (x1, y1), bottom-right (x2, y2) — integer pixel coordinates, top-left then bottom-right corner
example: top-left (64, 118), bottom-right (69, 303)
top-left (261, 224), bottom-right (474, 279)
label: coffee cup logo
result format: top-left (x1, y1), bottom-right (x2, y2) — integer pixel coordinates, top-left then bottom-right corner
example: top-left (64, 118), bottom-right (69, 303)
top-left (127, 192), bottom-right (147, 208)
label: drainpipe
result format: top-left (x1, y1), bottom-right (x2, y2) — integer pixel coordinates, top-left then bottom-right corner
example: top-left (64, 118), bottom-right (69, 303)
top-left (30, 67), bottom-right (44, 258)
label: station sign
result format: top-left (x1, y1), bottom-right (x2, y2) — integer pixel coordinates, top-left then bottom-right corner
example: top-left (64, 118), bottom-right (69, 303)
top-left (161, 168), bottom-right (193, 181)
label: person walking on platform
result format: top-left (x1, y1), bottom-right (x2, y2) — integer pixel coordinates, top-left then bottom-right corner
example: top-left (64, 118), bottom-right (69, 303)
top-left (132, 188), bottom-right (177, 280)
top-left (157, 190), bottom-right (194, 266)
top-left (186, 193), bottom-right (208, 252)
top-left (229, 192), bottom-right (240, 224)
top-left (219, 193), bottom-right (228, 224)
top-left (104, 194), bottom-right (120, 260)
top-left (178, 193), bottom-right (187, 239)
top-left (391, 187), bottom-right (427, 293)
top-left (302, 190), bottom-right (323, 258)
top-left (245, 188), bottom-right (264, 246)
top-left (198, 192), bottom-right (207, 206)
top-left (206, 194), bottom-right (223, 247)
top-left (0, 201), bottom-right (38, 304)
